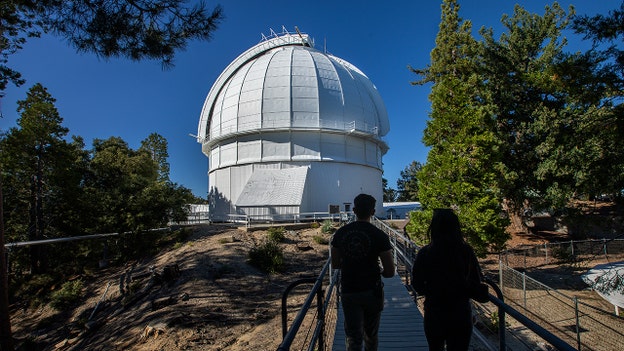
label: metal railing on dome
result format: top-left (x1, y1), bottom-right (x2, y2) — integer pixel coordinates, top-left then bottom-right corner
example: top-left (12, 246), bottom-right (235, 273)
top-left (205, 118), bottom-right (383, 146)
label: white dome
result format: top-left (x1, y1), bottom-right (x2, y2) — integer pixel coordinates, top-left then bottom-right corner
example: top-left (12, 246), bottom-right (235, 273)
top-left (197, 32), bottom-right (389, 151)
top-left (197, 31), bottom-right (390, 218)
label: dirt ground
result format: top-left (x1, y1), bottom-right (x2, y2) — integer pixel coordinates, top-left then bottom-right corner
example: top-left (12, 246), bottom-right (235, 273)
top-left (10, 224), bottom-right (330, 351)
top-left (9, 202), bottom-right (623, 350)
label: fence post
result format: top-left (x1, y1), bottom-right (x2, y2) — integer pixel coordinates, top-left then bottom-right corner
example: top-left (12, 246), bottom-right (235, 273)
top-left (603, 238), bottom-right (607, 257)
top-left (524, 250), bottom-right (527, 269)
top-left (499, 259), bottom-right (503, 292)
top-left (523, 272), bottom-right (527, 309)
top-left (574, 296), bottom-right (581, 350)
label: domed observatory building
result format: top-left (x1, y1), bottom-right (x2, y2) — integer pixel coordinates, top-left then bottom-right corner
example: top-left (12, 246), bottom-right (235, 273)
top-left (197, 29), bottom-right (389, 220)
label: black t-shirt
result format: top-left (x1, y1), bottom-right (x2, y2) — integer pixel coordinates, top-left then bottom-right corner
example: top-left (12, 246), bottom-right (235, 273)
top-left (331, 221), bottom-right (392, 293)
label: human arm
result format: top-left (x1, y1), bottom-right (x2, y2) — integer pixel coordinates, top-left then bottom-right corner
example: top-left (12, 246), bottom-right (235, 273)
top-left (379, 249), bottom-right (395, 278)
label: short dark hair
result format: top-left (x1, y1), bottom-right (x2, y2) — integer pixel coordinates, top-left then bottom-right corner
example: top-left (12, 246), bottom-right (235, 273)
top-left (353, 193), bottom-right (376, 218)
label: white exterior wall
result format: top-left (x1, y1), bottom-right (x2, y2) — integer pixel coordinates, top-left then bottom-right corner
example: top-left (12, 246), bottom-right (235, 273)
top-left (209, 161), bottom-right (383, 215)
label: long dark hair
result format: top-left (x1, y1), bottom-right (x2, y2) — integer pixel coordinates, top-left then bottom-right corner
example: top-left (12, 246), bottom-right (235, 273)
top-left (428, 208), bottom-right (464, 249)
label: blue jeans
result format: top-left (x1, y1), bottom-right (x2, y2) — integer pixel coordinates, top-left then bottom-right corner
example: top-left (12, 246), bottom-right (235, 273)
top-left (341, 289), bottom-right (384, 351)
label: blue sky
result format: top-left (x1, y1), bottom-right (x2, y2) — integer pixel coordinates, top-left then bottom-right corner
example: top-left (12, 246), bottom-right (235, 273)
top-left (0, 1), bottom-right (618, 198)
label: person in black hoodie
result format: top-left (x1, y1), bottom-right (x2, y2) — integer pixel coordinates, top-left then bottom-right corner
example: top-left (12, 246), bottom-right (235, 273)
top-left (411, 208), bottom-right (484, 351)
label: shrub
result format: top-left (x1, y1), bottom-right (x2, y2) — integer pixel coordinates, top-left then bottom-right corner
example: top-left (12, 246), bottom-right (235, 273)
top-left (310, 222), bottom-right (320, 229)
top-left (15, 274), bottom-right (55, 307)
top-left (321, 220), bottom-right (335, 234)
top-left (248, 241), bottom-right (285, 273)
top-left (313, 235), bottom-right (329, 245)
top-left (267, 226), bottom-right (286, 242)
top-left (50, 280), bottom-right (84, 309)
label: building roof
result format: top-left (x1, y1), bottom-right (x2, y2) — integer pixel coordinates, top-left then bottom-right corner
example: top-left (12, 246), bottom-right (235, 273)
top-left (197, 30), bottom-right (389, 148)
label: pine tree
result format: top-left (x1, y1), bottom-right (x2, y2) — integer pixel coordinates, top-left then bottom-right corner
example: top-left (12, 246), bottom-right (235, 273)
top-left (396, 161), bottom-right (422, 202)
top-left (408, 0), bottom-right (509, 254)
top-left (479, 3), bottom-right (574, 212)
top-left (0, 83), bottom-right (86, 273)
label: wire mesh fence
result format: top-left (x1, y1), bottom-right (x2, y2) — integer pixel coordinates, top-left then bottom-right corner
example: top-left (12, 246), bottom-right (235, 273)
top-left (500, 239), bottom-right (624, 270)
top-left (499, 264), bottom-right (624, 350)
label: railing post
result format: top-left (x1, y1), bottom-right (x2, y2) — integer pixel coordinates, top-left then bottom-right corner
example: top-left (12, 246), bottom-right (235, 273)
top-left (574, 296), bottom-right (581, 351)
top-left (485, 278), bottom-right (506, 350)
top-left (317, 286), bottom-right (325, 351)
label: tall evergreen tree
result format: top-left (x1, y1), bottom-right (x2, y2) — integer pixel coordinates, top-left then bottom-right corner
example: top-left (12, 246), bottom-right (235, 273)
top-left (569, 3), bottom-right (624, 201)
top-left (382, 177), bottom-right (397, 202)
top-left (479, 3), bottom-right (574, 212)
top-left (396, 161), bottom-right (422, 202)
top-left (409, 0), bottom-right (508, 254)
top-left (140, 133), bottom-right (170, 182)
top-left (0, 83), bottom-right (84, 272)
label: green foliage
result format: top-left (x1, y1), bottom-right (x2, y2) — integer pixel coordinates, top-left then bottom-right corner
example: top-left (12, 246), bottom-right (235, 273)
top-left (397, 161), bottom-right (422, 201)
top-left (50, 280), bottom-right (84, 309)
top-left (248, 241), bottom-right (285, 273)
top-left (0, 84), bottom-right (197, 281)
top-left (267, 226), bottom-right (286, 242)
top-left (383, 177), bottom-right (397, 202)
top-left (14, 274), bottom-right (55, 307)
top-left (0, 83), bottom-right (87, 273)
top-left (321, 220), bottom-right (335, 234)
top-left (313, 235), bottom-right (329, 245)
top-left (406, 210), bottom-right (433, 246)
top-left (409, 0), bottom-right (509, 254)
top-left (140, 133), bottom-right (170, 182)
top-left (0, 1), bottom-right (223, 91)
top-left (309, 222), bottom-right (320, 229)
top-left (489, 311), bottom-right (500, 331)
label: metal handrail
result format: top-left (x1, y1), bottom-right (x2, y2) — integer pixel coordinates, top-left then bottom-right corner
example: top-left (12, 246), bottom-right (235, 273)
top-left (372, 217), bottom-right (577, 351)
top-left (280, 218), bottom-right (579, 350)
top-left (277, 258), bottom-right (336, 351)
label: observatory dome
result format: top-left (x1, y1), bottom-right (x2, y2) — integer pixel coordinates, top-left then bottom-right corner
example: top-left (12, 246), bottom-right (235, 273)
top-left (197, 29), bottom-right (390, 219)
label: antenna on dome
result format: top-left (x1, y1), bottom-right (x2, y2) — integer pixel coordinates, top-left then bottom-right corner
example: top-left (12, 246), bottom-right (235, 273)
top-left (294, 26), bottom-right (309, 47)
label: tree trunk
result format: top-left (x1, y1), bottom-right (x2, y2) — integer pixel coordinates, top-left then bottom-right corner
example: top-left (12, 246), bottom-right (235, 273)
top-left (0, 176), bottom-right (15, 350)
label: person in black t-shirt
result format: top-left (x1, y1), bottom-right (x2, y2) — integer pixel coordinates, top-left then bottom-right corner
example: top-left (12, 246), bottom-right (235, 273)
top-left (331, 193), bottom-right (395, 351)
top-left (411, 208), bottom-right (484, 351)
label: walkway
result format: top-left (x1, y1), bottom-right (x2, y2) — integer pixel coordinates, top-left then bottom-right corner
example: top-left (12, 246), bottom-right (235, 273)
top-left (333, 275), bottom-right (428, 350)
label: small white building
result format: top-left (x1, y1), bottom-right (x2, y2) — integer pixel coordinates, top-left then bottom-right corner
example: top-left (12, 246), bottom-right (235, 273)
top-left (197, 29), bottom-right (389, 220)
top-left (383, 202), bottom-right (421, 219)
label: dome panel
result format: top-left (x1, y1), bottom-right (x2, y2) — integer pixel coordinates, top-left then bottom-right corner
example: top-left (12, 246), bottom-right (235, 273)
top-left (198, 35), bottom-right (389, 142)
